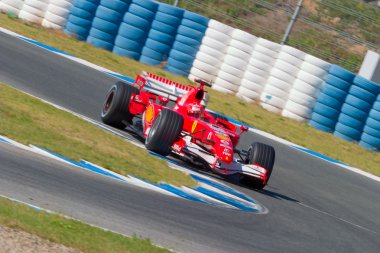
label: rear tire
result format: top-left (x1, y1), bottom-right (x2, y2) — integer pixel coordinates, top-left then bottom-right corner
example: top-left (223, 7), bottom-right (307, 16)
top-left (242, 142), bottom-right (275, 189)
top-left (101, 82), bottom-right (139, 129)
top-left (145, 109), bottom-right (184, 156)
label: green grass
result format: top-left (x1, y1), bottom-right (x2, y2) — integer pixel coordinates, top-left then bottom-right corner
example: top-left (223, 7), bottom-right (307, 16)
top-left (0, 198), bottom-right (171, 253)
top-left (0, 12), bottom-right (379, 176)
top-left (0, 83), bottom-right (195, 187)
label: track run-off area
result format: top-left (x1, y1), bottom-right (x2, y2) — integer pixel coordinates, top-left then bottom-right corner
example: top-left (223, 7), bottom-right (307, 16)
top-left (0, 29), bottom-right (379, 253)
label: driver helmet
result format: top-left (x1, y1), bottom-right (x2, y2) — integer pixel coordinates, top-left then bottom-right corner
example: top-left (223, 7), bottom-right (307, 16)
top-left (187, 102), bottom-right (203, 118)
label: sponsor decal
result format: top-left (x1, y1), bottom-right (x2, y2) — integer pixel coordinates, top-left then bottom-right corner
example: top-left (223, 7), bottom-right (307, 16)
top-left (191, 121), bottom-right (198, 133)
top-left (207, 132), bottom-right (213, 140)
top-left (216, 133), bottom-right (229, 141)
top-left (145, 105), bottom-right (154, 123)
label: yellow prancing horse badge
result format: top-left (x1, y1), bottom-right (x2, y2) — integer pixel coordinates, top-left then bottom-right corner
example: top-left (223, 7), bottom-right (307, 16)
top-left (191, 121), bottom-right (198, 133)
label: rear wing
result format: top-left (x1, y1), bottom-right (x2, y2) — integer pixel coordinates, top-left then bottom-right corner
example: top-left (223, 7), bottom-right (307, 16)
top-left (134, 71), bottom-right (208, 106)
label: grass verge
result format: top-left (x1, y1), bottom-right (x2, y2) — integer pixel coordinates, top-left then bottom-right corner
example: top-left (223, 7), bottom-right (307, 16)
top-left (0, 13), bottom-right (379, 175)
top-left (0, 83), bottom-right (195, 187)
top-left (0, 197), bottom-right (171, 253)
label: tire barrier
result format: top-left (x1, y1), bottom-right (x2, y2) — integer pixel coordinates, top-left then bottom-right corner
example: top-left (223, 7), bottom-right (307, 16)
top-left (42, 0), bottom-right (73, 30)
top-left (86, 0), bottom-right (131, 51)
top-left (64, 0), bottom-right (100, 40)
top-left (0, 0), bottom-right (24, 15)
top-left (333, 75), bottom-right (380, 142)
top-left (213, 29), bottom-right (256, 95)
top-left (112, 0), bottom-right (158, 60)
top-left (165, 10), bottom-right (209, 76)
top-left (282, 52), bottom-right (330, 122)
top-left (188, 20), bottom-right (233, 87)
top-left (139, 2), bottom-right (183, 66)
top-left (360, 96), bottom-right (380, 151)
top-left (18, 0), bottom-right (49, 24)
top-left (309, 65), bottom-right (354, 132)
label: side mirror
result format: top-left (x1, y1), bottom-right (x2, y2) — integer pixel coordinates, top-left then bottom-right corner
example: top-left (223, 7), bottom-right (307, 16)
top-left (240, 125), bottom-right (248, 132)
top-left (194, 79), bottom-right (212, 87)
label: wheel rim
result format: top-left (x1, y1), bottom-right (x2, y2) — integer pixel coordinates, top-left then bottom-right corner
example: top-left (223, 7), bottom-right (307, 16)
top-left (102, 87), bottom-right (116, 117)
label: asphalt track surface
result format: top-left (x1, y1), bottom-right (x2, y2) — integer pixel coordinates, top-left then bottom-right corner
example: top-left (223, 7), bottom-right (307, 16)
top-left (1, 31), bottom-right (380, 253)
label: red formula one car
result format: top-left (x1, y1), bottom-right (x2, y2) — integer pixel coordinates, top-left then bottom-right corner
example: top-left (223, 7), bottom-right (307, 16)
top-left (101, 72), bottom-right (275, 189)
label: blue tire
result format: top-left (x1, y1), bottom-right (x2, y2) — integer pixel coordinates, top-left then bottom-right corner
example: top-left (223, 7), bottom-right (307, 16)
top-left (312, 102), bottom-right (340, 119)
top-left (316, 93), bottom-right (342, 109)
top-left (373, 101), bottom-right (380, 111)
top-left (123, 13), bottom-right (151, 29)
top-left (345, 94), bottom-right (372, 112)
top-left (86, 36), bottom-right (114, 50)
top-left (329, 65), bottom-right (356, 82)
top-left (340, 103), bottom-right (369, 121)
top-left (67, 15), bottom-right (92, 28)
top-left (148, 30), bottom-right (175, 45)
top-left (334, 123), bottom-right (362, 141)
top-left (144, 38), bottom-right (171, 54)
top-left (69, 7), bottom-right (94, 20)
top-left (177, 25), bottom-right (205, 41)
top-left (154, 12), bottom-right (182, 26)
top-left (183, 10), bottom-right (209, 26)
top-left (359, 140), bottom-right (379, 151)
top-left (366, 117), bottom-right (380, 130)
top-left (112, 46), bottom-right (140, 60)
top-left (165, 65), bottom-right (190, 76)
top-left (171, 41), bottom-right (199, 56)
top-left (168, 49), bottom-right (195, 64)
top-left (64, 22), bottom-right (89, 40)
top-left (349, 85), bottom-right (377, 102)
top-left (117, 23), bottom-right (147, 41)
top-left (72, 0), bottom-right (99, 12)
top-left (151, 20), bottom-right (177, 35)
top-left (310, 112), bottom-right (337, 128)
top-left (363, 125), bottom-right (380, 138)
top-left (360, 133), bottom-right (380, 147)
top-left (337, 113), bottom-right (365, 129)
top-left (95, 6), bottom-right (123, 23)
top-left (175, 34), bottom-right (202, 48)
top-left (114, 36), bottom-right (142, 51)
top-left (325, 74), bottom-right (351, 91)
top-left (88, 27), bottom-right (115, 42)
top-left (157, 2), bottom-right (184, 17)
top-left (181, 19), bottom-right (208, 33)
top-left (128, 3), bottom-right (156, 20)
top-left (353, 75), bottom-right (380, 94)
top-left (369, 109), bottom-right (380, 121)
top-left (132, 0), bottom-right (158, 11)
top-left (139, 55), bottom-right (162, 66)
top-left (166, 57), bottom-right (194, 73)
top-left (320, 84), bottom-right (348, 101)
top-left (308, 120), bottom-right (334, 132)
top-left (91, 17), bottom-right (119, 35)
top-left (140, 47), bottom-right (164, 61)
top-left (99, 0), bottom-right (130, 11)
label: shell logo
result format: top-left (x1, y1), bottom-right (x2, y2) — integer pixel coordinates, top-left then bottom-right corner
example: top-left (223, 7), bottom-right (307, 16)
top-left (145, 105), bottom-right (154, 123)
top-left (216, 133), bottom-right (229, 141)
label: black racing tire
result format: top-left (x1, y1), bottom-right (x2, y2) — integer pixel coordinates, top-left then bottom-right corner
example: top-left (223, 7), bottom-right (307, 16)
top-left (242, 142), bottom-right (275, 189)
top-left (101, 82), bottom-right (139, 129)
top-left (145, 109), bottom-right (184, 156)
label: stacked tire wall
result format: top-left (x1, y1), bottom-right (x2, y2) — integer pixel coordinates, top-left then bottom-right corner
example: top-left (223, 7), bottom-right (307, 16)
top-left (42, 0), bottom-right (73, 29)
top-left (361, 94), bottom-right (380, 151)
top-left (0, 0), bottom-right (24, 15)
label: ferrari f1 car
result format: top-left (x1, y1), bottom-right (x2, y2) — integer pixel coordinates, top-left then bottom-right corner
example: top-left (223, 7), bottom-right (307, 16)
top-left (101, 72), bottom-right (275, 189)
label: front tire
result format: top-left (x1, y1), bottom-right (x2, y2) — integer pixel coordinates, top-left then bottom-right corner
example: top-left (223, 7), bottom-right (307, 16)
top-left (145, 109), bottom-right (184, 156)
top-left (101, 82), bottom-right (139, 129)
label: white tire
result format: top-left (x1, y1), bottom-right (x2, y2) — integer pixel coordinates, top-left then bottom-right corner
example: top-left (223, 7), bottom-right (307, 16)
top-left (254, 44), bottom-right (279, 58)
top-left (237, 86), bottom-right (261, 100)
top-left (304, 54), bottom-right (331, 71)
top-left (301, 61), bottom-right (328, 78)
top-left (189, 67), bottom-right (217, 82)
top-left (214, 77), bottom-right (240, 91)
top-left (192, 59), bottom-right (220, 75)
top-left (240, 79), bottom-right (265, 92)
top-left (277, 51), bottom-right (304, 67)
top-left (256, 38), bottom-right (281, 51)
top-left (283, 100), bottom-right (312, 118)
top-left (297, 70), bottom-right (324, 87)
top-left (281, 109), bottom-right (309, 122)
top-left (243, 72), bottom-right (267, 86)
top-left (208, 19), bottom-right (234, 34)
top-left (229, 39), bottom-right (254, 54)
top-left (260, 103), bottom-right (282, 113)
top-left (24, 0), bottom-right (48, 11)
top-left (212, 85), bottom-right (235, 94)
top-left (18, 10), bottom-right (43, 23)
top-left (287, 89), bottom-right (317, 107)
top-left (42, 19), bottom-right (64, 29)
top-left (281, 45), bottom-right (306, 60)
top-left (44, 11), bottom-right (66, 25)
top-left (217, 71), bottom-right (242, 85)
top-left (231, 29), bottom-right (257, 45)
top-left (274, 59), bottom-right (300, 76)
top-left (220, 64), bottom-right (245, 78)
top-left (201, 36), bottom-right (228, 52)
top-left (260, 94), bottom-right (286, 109)
top-left (266, 76), bottom-right (293, 92)
top-left (49, 0), bottom-right (72, 9)
top-left (250, 51), bottom-right (276, 65)
top-left (223, 55), bottom-right (247, 68)
top-left (292, 79), bottom-right (321, 98)
top-left (270, 68), bottom-right (296, 84)
top-left (46, 4), bottom-right (71, 17)
top-left (195, 51), bottom-right (221, 66)
top-left (1, 0), bottom-right (23, 14)
top-left (249, 58), bottom-right (273, 72)
top-left (245, 64), bottom-right (269, 77)
top-left (226, 46), bottom-right (251, 60)
top-left (205, 27), bottom-right (231, 44)
top-left (262, 85), bottom-right (288, 99)
top-left (198, 44), bottom-right (225, 59)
